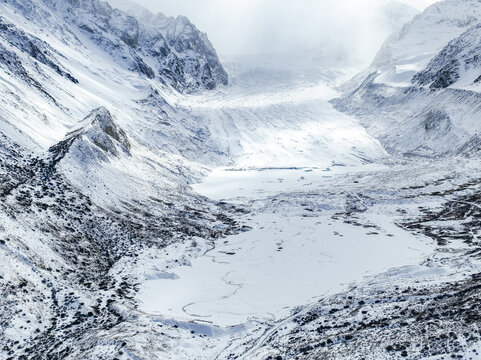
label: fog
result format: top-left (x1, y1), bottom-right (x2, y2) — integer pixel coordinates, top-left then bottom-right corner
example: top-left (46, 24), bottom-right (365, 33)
top-left (108, 0), bottom-right (439, 65)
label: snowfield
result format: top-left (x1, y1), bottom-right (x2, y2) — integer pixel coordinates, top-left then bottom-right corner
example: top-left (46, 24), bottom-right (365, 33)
top-left (139, 200), bottom-right (433, 327)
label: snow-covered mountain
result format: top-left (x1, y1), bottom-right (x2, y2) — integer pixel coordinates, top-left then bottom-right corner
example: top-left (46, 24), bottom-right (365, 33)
top-left (370, 0), bottom-right (481, 87)
top-left (313, 1), bottom-right (420, 66)
top-left (335, 0), bottom-right (481, 156)
top-left (376, 1), bottom-right (421, 34)
top-left (0, 0), bottom-right (232, 166)
top-left (0, 0), bottom-right (240, 358)
top-left (7, 0), bottom-right (227, 92)
top-left (413, 22), bottom-right (481, 90)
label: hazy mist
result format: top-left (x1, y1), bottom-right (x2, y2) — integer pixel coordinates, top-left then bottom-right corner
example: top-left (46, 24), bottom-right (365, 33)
top-left (108, 0), bottom-right (439, 65)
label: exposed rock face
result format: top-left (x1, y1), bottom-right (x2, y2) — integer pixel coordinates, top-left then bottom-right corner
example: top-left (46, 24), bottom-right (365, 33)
top-left (2, 0), bottom-right (227, 93)
top-left (138, 13), bottom-right (228, 91)
top-left (50, 107), bottom-right (131, 164)
top-left (413, 23), bottom-right (481, 90)
top-left (0, 17), bottom-right (78, 83)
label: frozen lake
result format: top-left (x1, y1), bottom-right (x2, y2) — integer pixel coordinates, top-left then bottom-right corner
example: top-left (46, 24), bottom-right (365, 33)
top-left (137, 56), bottom-right (434, 330)
top-left (139, 193), bottom-right (431, 327)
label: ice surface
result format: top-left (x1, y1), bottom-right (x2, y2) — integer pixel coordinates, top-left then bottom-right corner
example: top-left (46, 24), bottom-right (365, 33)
top-left (137, 55), bottom-right (432, 332)
top-left (139, 211), bottom-right (432, 327)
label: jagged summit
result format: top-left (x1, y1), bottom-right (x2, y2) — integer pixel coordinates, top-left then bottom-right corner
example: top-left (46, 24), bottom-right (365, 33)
top-left (2, 0), bottom-right (227, 93)
top-left (107, 0), bottom-right (228, 89)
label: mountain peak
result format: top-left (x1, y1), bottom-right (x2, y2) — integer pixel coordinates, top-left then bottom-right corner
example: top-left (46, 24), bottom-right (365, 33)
top-left (49, 107), bottom-right (131, 166)
top-left (5, 0), bottom-right (228, 92)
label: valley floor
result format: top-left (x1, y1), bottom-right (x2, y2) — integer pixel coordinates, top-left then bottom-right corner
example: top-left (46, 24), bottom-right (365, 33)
top-left (132, 56), bottom-right (481, 359)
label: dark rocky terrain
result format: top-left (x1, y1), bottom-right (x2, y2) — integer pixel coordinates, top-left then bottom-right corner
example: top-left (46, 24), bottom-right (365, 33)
top-left (413, 23), bottom-right (481, 90)
top-left (0, 0), bottom-right (237, 358)
top-left (0, 128), bottom-right (247, 359)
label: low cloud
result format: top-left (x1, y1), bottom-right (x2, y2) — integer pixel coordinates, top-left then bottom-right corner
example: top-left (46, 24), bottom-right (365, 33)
top-left (108, 0), bottom-right (438, 65)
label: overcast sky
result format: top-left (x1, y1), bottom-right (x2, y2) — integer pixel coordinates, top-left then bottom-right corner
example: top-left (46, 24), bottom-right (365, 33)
top-left (108, 0), bottom-right (439, 62)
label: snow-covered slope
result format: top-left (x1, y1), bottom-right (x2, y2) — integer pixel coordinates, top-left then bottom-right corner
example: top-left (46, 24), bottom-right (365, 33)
top-left (335, 0), bottom-right (481, 156)
top-left (0, 0), bottom-right (230, 164)
top-left (372, 0), bottom-right (481, 87)
top-left (0, 1), bottom-right (239, 358)
top-left (313, 1), bottom-right (419, 67)
top-left (413, 23), bottom-right (481, 90)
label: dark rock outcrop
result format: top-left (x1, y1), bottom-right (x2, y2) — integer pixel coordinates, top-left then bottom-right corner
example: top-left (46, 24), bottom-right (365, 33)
top-left (49, 107), bottom-right (131, 165)
top-left (413, 24), bottom-right (481, 90)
